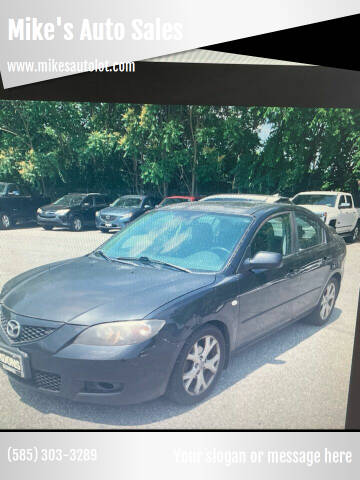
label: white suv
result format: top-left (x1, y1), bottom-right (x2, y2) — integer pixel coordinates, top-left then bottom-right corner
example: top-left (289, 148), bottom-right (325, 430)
top-left (292, 191), bottom-right (360, 243)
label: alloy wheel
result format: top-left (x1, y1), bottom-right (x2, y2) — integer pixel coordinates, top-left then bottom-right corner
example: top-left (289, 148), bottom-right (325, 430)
top-left (353, 226), bottom-right (359, 242)
top-left (1, 214), bottom-right (10, 229)
top-left (320, 282), bottom-right (336, 321)
top-left (73, 218), bottom-right (82, 231)
top-left (182, 335), bottom-right (221, 396)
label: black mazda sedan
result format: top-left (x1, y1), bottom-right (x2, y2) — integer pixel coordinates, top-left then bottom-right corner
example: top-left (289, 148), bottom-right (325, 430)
top-left (0, 202), bottom-right (346, 405)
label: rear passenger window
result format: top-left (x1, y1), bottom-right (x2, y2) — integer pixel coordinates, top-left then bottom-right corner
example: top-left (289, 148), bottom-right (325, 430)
top-left (250, 214), bottom-right (292, 257)
top-left (346, 195), bottom-right (353, 208)
top-left (295, 213), bottom-right (324, 250)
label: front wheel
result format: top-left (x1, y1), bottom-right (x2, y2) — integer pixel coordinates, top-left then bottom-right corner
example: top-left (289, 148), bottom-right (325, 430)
top-left (42, 225), bottom-right (53, 231)
top-left (346, 224), bottom-right (359, 244)
top-left (71, 216), bottom-right (83, 232)
top-left (167, 325), bottom-right (225, 405)
top-left (304, 277), bottom-right (339, 326)
top-left (0, 212), bottom-right (12, 230)
top-left (100, 228), bottom-right (109, 233)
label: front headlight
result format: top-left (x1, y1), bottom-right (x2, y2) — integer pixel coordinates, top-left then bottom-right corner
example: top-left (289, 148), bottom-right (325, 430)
top-left (121, 213), bottom-right (133, 219)
top-left (57, 208), bottom-right (70, 216)
top-left (73, 320), bottom-right (165, 346)
top-left (37, 208), bottom-right (42, 214)
top-left (95, 211), bottom-right (101, 217)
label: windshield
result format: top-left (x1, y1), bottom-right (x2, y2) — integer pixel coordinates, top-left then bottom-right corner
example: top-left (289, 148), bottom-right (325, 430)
top-left (293, 194), bottom-right (337, 207)
top-left (160, 198), bottom-right (190, 206)
top-left (53, 194), bottom-right (87, 207)
top-left (0, 183), bottom-right (7, 195)
top-left (99, 209), bottom-right (252, 272)
top-left (111, 197), bottom-right (142, 208)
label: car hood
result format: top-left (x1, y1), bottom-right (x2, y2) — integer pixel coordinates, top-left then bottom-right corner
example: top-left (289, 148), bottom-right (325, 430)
top-left (100, 206), bottom-right (141, 216)
top-left (2, 257), bottom-right (215, 325)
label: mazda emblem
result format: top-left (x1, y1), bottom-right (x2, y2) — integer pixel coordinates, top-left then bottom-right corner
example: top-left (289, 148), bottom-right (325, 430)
top-left (7, 319), bottom-right (21, 339)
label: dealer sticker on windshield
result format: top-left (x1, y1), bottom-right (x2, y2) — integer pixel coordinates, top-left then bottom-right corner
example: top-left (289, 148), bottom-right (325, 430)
top-left (0, 347), bottom-right (24, 377)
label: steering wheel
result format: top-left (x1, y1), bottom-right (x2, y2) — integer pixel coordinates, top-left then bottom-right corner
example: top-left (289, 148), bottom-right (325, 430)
top-left (210, 246), bottom-right (231, 256)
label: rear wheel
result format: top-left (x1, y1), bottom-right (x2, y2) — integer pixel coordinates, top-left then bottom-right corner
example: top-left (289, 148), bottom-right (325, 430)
top-left (0, 212), bottom-right (12, 230)
top-left (346, 224), bottom-right (359, 243)
top-left (167, 325), bottom-right (225, 405)
top-left (71, 216), bottom-right (83, 232)
top-left (304, 277), bottom-right (339, 326)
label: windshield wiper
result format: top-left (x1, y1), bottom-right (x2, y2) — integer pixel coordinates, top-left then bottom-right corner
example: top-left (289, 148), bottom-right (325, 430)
top-left (135, 256), bottom-right (191, 273)
top-left (94, 251), bottom-right (140, 266)
top-left (93, 249), bottom-right (112, 262)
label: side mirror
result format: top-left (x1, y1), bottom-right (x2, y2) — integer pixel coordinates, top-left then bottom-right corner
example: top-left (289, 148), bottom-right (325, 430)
top-left (339, 202), bottom-right (350, 209)
top-left (242, 251), bottom-right (283, 271)
top-left (144, 204), bottom-right (152, 210)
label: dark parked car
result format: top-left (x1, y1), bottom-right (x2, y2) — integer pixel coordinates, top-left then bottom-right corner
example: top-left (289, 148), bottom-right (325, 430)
top-left (95, 194), bottom-right (161, 232)
top-left (0, 202), bottom-right (345, 405)
top-left (37, 193), bottom-right (109, 231)
top-left (0, 182), bottom-right (49, 230)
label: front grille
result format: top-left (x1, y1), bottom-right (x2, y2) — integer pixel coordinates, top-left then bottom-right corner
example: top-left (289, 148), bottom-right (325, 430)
top-left (0, 307), bottom-right (56, 344)
top-left (34, 370), bottom-right (61, 391)
top-left (39, 212), bottom-right (56, 218)
top-left (101, 214), bottom-right (117, 221)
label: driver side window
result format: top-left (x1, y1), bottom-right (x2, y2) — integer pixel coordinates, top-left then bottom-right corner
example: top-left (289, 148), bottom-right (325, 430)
top-left (250, 214), bottom-right (292, 258)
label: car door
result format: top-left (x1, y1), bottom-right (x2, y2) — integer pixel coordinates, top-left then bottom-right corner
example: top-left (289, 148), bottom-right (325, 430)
top-left (336, 194), bottom-right (351, 234)
top-left (93, 195), bottom-right (108, 219)
top-left (345, 195), bottom-right (358, 231)
top-left (80, 195), bottom-right (94, 225)
top-left (6, 184), bottom-right (24, 220)
top-left (234, 212), bottom-right (299, 346)
top-left (291, 211), bottom-right (331, 319)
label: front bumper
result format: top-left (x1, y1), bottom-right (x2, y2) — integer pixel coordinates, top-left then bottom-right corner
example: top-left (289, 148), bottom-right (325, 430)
top-left (95, 214), bottom-right (130, 231)
top-left (0, 318), bottom-right (181, 405)
top-left (37, 213), bottom-right (70, 228)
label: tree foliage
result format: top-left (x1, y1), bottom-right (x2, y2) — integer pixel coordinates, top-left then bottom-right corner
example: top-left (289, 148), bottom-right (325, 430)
top-left (0, 100), bottom-right (359, 201)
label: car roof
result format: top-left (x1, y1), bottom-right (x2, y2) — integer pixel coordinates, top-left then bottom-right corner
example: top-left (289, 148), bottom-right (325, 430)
top-left (164, 195), bottom-right (194, 199)
top-left (160, 199), bottom-right (297, 216)
top-left (294, 191), bottom-right (348, 196)
top-left (118, 194), bottom-right (146, 199)
top-left (201, 193), bottom-right (286, 203)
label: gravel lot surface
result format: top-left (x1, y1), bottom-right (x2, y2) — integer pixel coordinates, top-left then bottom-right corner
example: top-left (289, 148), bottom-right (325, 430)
top-left (0, 225), bottom-right (358, 429)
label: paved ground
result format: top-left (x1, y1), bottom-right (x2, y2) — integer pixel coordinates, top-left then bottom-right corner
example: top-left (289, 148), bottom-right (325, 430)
top-left (0, 225), bottom-right (359, 429)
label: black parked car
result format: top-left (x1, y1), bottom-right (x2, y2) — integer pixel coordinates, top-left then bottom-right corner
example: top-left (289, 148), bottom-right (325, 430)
top-left (0, 182), bottom-right (49, 230)
top-left (95, 194), bottom-right (162, 232)
top-left (0, 202), bottom-right (345, 405)
top-left (37, 193), bottom-right (109, 231)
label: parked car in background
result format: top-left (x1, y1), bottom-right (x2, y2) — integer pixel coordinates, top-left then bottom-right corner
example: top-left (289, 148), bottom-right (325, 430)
top-left (292, 191), bottom-right (360, 243)
top-left (158, 196), bottom-right (202, 207)
top-left (200, 193), bottom-right (292, 204)
top-left (0, 182), bottom-right (50, 230)
top-left (37, 193), bottom-right (109, 232)
top-left (96, 194), bottom-right (162, 233)
top-left (0, 202), bottom-right (345, 405)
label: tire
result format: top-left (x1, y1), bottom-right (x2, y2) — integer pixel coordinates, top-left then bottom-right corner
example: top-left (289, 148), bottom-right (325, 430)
top-left (42, 225), bottom-right (53, 231)
top-left (167, 325), bottom-right (225, 405)
top-left (304, 277), bottom-right (339, 326)
top-left (100, 228), bottom-right (109, 233)
top-left (70, 216), bottom-right (83, 232)
top-left (346, 223), bottom-right (359, 244)
top-left (0, 212), bottom-right (12, 230)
